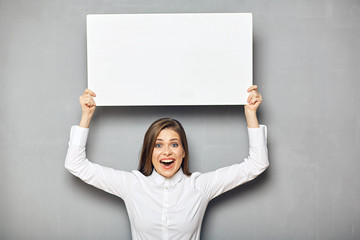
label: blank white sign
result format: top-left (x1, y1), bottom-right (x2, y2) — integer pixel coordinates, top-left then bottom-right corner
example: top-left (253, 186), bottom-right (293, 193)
top-left (87, 13), bottom-right (252, 106)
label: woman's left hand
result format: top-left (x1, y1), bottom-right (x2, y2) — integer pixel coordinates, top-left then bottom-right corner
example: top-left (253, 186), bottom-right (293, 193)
top-left (245, 85), bottom-right (263, 113)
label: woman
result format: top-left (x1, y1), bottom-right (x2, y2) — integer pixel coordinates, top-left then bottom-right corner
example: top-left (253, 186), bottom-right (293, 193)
top-left (65, 85), bottom-right (268, 240)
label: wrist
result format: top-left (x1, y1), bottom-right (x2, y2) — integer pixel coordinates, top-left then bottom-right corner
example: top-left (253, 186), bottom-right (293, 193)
top-left (244, 110), bottom-right (259, 128)
top-left (79, 113), bottom-right (94, 128)
top-left (81, 111), bottom-right (94, 119)
top-left (245, 109), bottom-right (257, 117)
top-left (79, 118), bottom-right (91, 128)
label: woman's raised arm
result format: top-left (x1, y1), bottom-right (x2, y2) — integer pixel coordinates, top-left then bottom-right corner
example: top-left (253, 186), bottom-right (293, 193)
top-left (194, 85), bottom-right (268, 200)
top-left (65, 89), bottom-right (137, 199)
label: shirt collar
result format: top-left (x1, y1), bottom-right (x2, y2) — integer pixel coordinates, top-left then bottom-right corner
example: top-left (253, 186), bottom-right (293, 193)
top-left (150, 168), bottom-right (184, 187)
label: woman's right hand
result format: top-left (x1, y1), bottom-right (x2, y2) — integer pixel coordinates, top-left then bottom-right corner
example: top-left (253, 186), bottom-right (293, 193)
top-left (79, 88), bottom-right (96, 128)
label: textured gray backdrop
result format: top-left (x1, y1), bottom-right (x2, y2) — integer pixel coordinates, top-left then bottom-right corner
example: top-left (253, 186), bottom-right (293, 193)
top-left (1, 0), bottom-right (359, 239)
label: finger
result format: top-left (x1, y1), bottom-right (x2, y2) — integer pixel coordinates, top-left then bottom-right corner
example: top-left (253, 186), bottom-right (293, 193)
top-left (247, 85), bottom-right (258, 93)
top-left (247, 91), bottom-right (258, 103)
top-left (79, 96), bottom-right (88, 105)
top-left (252, 101), bottom-right (261, 109)
top-left (86, 97), bottom-right (94, 107)
top-left (250, 95), bottom-right (263, 105)
top-left (90, 98), bottom-right (96, 107)
top-left (250, 90), bottom-right (262, 102)
top-left (84, 88), bottom-right (97, 97)
top-left (249, 92), bottom-right (258, 104)
top-left (80, 95), bottom-right (92, 104)
top-left (85, 98), bottom-right (91, 106)
top-left (250, 97), bottom-right (258, 104)
top-left (247, 92), bottom-right (254, 103)
top-left (82, 96), bottom-right (92, 106)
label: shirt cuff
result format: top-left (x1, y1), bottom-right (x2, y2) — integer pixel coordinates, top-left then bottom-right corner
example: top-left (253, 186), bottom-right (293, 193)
top-left (247, 124), bottom-right (267, 147)
top-left (69, 125), bottom-right (89, 147)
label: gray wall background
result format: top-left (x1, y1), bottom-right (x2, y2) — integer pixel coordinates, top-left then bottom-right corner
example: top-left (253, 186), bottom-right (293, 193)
top-left (1, 0), bottom-right (359, 239)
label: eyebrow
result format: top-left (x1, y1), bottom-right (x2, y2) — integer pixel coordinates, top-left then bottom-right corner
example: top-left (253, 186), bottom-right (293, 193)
top-left (156, 138), bottom-right (180, 141)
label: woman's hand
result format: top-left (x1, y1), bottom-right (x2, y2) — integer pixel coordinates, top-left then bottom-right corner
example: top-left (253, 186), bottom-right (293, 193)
top-left (79, 89), bottom-right (96, 128)
top-left (245, 85), bottom-right (262, 113)
top-left (244, 85), bottom-right (263, 128)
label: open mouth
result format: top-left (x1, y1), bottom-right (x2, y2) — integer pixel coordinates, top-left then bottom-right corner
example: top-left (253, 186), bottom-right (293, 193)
top-left (160, 159), bottom-right (175, 169)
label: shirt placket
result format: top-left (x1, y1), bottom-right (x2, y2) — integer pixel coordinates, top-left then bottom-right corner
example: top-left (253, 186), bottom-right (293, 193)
top-left (161, 180), bottom-right (170, 240)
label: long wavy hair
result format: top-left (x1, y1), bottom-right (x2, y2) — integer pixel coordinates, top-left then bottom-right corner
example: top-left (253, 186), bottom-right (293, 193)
top-left (138, 118), bottom-right (191, 176)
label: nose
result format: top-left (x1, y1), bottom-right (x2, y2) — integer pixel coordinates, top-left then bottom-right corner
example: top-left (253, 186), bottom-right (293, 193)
top-left (163, 145), bottom-right (173, 156)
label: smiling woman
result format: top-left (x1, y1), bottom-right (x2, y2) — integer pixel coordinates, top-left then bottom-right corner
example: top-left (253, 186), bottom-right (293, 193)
top-left (139, 118), bottom-right (190, 178)
top-left (151, 127), bottom-right (185, 178)
top-left (65, 86), bottom-right (268, 240)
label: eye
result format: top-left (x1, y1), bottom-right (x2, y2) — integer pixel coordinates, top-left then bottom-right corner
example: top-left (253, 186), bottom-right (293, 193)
top-left (155, 143), bottom-right (162, 148)
top-left (171, 143), bottom-right (179, 147)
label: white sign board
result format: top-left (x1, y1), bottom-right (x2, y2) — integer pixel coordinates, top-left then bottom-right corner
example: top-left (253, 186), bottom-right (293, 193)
top-left (87, 13), bottom-right (252, 106)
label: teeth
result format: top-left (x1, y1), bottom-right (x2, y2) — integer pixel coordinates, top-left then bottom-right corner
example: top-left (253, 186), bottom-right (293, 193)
top-left (161, 160), bottom-right (174, 163)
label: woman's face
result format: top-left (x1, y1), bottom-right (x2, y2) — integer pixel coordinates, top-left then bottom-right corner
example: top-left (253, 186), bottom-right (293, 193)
top-left (152, 128), bottom-right (185, 178)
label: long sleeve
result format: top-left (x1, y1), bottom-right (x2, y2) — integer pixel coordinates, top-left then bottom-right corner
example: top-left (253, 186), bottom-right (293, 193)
top-left (64, 126), bottom-right (137, 199)
top-left (194, 125), bottom-right (269, 201)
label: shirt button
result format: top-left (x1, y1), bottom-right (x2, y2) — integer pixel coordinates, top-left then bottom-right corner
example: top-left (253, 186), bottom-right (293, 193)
top-left (165, 186), bottom-right (168, 190)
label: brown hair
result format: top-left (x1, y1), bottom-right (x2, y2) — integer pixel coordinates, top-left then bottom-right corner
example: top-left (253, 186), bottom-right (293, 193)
top-left (138, 118), bottom-right (191, 176)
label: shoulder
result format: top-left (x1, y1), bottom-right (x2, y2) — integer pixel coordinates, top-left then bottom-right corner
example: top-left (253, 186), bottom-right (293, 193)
top-left (131, 170), bottom-right (157, 186)
top-left (131, 170), bottom-right (145, 180)
top-left (186, 171), bottom-right (205, 187)
top-left (189, 171), bottom-right (202, 179)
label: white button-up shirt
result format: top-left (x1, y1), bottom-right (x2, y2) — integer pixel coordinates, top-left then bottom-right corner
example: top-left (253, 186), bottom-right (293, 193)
top-left (65, 125), bottom-right (269, 240)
